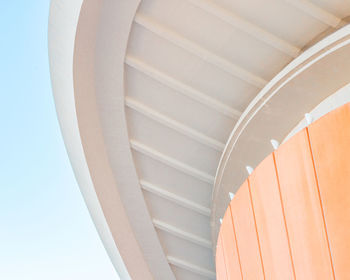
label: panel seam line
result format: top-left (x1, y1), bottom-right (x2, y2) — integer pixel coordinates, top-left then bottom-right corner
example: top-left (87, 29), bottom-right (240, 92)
top-left (247, 179), bottom-right (266, 279)
top-left (273, 152), bottom-right (296, 279)
top-left (306, 127), bottom-right (336, 279)
top-left (219, 233), bottom-right (229, 279)
top-left (230, 205), bottom-right (244, 280)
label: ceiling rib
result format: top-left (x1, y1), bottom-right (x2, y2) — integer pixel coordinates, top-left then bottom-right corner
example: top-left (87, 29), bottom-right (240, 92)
top-left (187, 0), bottom-right (300, 57)
top-left (125, 97), bottom-right (225, 152)
top-left (125, 56), bottom-right (241, 119)
top-left (284, 0), bottom-right (341, 27)
top-left (134, 13), bottom-right (268, 88)
top-left (140, 179), bottom-right (211, 217)
top-left (167, 256), bottom-right (216, 279)
top-left (130, 139), bottom-right (215, 184)
top-left (153, 218), bottom-right (212, 249)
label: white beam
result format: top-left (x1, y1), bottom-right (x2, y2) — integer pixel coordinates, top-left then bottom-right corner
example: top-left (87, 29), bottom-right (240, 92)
top-left (125, 55), bottom-right (241, 119)
top-left (130, 140), bottom-right (215, 184)
top-left (140, 180), bottom-right (211, 217)
top-left (188, 0), bottom-right (300, 57)
top-left (134, 13), bottom-right (267, 88)
top-left (167, 256), bottom-right (216, 279)
top-left (125, 97), bottom-right (225, 152)
top-left (284, 0), bottom-right (341, 27)
top-left (153, 219), bottom-right (212, 249)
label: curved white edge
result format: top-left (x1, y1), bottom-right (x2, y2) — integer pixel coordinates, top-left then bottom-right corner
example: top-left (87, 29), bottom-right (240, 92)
top-left (215, 24), bottom-right (350, 200)
top-left (212, 24), bottom-right (350, 248)
top-left (284, 82), bottom-right (350, 142)
top-left (50, 0), bottom-right (176, 279)
top-left (48, 1), bottom-right (131, 279)
top-left (78, 0), bottom-right (175, 279)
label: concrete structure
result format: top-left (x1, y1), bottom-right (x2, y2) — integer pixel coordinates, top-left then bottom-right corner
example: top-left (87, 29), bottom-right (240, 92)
top-left (49, 0), bottom-right (350, 279)
top-left (216, 103), bottom-right (350, 279)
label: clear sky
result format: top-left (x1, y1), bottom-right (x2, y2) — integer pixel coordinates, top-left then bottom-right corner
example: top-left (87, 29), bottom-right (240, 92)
top-left (0, 1), bottom-right (119, 279)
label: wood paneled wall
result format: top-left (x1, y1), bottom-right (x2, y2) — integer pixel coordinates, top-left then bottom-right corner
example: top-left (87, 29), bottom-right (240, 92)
top-left (216, 103), bottom-right (350, 279)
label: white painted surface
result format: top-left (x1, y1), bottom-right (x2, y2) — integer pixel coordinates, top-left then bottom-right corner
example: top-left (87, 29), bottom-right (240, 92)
top-left (213, 24), bottom-right (350, 247)
top-left (48, 1), bottom-right (131, 279)
top-left (49, 0), bottom-right (350, 278)
top-left (284, 82), bottom-right (350, 142)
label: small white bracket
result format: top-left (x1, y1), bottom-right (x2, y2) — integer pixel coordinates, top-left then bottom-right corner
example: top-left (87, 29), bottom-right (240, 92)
top-left (305, 113), bottom-right (313, 125)
top-left (246, 165), bottom-right (254, 175)
top-left (270, 139), bottom-right (279, 150)
top-left (219, 218), bottom-right (223, 224)
top-left (229, 192), bottom-right (235, 200)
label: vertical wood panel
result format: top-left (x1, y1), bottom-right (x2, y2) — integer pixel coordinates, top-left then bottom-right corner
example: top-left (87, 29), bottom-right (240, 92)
top-left (216, 232), bottom-right (228, 280)
top-left (231, 181), bottom-right (264, 279)
top-left (275, 128), bottom-right (334, 279)
top-left (217, 103), bottom-right (350, 280)
top-left (221, 205), bottom-right (242, 280)
top-left (308, 103), bottom-right (350, 279)
top-left (249, 154), bottom-right (294, 279)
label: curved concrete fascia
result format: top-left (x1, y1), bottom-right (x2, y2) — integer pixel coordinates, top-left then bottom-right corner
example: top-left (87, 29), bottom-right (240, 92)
top-left (87, 1), bottom-right (176, 279)
top-left (212, 24), bottom-right (350, 247)
top-left (284, 82), bottom-right (350, 142)
top-left (49, 0), bottom-right (174, 279)
top-left (48, 1), bottom-right (131, 279)
top-left (72, 0), bottom-right (175, 279)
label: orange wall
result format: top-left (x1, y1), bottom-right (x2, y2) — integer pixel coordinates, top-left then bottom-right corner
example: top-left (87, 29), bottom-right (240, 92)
top-left (216, 103), bottom-right (350, 279)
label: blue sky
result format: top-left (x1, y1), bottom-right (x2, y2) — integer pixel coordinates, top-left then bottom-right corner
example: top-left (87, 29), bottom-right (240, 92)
top-left (0, 1), bottom-right (119, 279)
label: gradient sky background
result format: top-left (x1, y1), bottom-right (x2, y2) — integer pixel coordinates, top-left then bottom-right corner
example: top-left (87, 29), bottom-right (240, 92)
top-left (0, 1), bottom-right (119, 279)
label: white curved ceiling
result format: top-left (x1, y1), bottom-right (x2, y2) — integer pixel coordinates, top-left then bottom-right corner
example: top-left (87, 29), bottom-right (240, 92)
top-left (49, 0), bottom-right (350, 279)
top-left (124, 0), bottom-right (349, 279)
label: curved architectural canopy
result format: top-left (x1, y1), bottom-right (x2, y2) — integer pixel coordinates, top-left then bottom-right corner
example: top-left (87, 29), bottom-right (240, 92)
top-left (216, 103), bottom-right (350, 279)
top-left (49, 0), bottom-right (350, 279)
top-left (213, 23), bottom-right (350, 243)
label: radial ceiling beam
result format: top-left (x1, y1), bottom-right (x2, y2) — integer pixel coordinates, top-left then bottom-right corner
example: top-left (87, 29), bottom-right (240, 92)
top-left (153, 219), bottom-right (212, 249)
top-left (187, 0), bottom-right (300, 57)
top-left (125, 55), bottom-right (242, 119)
top-left (125, 97), bottom-right (225, 152)
top-left (130, 139), bottom-right (215, 184)
top-left (167, 256), bottom-right (216, 279)
top-left (284, 0), bottom-right (341, 27)
top-left (140, 180), bottom-right (211, 217)
top-left (134, 13), bottom-right (267, 88)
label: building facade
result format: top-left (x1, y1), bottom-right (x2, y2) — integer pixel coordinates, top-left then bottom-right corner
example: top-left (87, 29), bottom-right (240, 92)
top-left (49, 0), bottom-right (350, 279)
